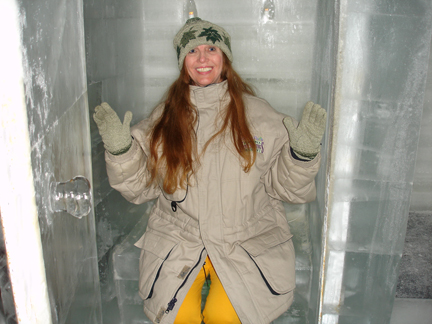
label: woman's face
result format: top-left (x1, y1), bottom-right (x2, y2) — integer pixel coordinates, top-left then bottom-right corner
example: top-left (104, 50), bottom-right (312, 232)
top-left (184, 45), bottom-right (223, 87)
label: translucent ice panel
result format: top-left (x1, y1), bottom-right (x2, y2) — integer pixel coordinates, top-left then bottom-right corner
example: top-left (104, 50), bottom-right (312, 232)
top-left (318, 0), bottom-right (432, 323)
top-left (21, 0), bottom-right (87, 145)
top-left (322, 252), bottom-right (401, 323)
top-left (411, 40), bottom-right (432, 211)
top-left (96, 190), bottom-right (147, 260)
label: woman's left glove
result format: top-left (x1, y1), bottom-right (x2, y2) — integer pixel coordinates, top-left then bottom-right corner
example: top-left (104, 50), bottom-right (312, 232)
top-left (283, 101), bottom-right (327, 160)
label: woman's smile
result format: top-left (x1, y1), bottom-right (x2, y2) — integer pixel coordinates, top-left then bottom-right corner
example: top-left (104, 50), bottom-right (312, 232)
top-left (196, 67), bottom-right (213, 73)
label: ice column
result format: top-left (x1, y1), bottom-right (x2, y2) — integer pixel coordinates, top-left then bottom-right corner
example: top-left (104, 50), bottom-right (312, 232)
top-left (313, 0), bottom-right (432, 323)
top-left (0, 2), bottom-right (52, 322)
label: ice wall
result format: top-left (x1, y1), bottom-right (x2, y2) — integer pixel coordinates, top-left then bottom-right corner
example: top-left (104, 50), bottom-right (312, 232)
top-left (312, 1), bottom-right (432, 323)
top-left (84, 0), bottom-right (152, 305)
top-left (410, 37), bottom-right (432, 212)
top-left (17, 0), bottom-right (102, 322)
top-left (397, 36), bottom-right (432, 300)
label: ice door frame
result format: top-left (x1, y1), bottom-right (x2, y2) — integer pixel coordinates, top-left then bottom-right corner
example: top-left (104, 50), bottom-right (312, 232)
top-left (0, 1), bottom-right (53, 323)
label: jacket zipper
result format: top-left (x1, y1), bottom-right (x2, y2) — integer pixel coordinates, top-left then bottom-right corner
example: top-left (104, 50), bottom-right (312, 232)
top-left (146, 249), bottom-right (174, 300)
top-left (165, 248), bottom-right (206, 314)
top-left (246, 251), bottom-right (281, 296)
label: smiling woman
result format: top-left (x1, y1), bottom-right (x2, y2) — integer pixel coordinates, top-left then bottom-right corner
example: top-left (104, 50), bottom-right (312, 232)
top-left (93, 16), bottom-right (326, 324)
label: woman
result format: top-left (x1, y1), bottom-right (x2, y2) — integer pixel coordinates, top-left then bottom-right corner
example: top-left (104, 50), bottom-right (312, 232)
top-left (94, 18), bottom-right (326, 324)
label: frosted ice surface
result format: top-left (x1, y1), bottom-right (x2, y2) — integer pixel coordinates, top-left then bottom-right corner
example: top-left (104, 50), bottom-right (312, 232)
top-left (198, 0), bottom-right (256, 23)
top-left (113, 202), bottom-right (152, 280)
top-left (85, 20), bottom-right (117, 81)
top-left (143, 0), bottom-right (182, 23)
top-left (116, 19), bottom-right (146, 75)
top-left (112, 202), bottom-right (153, 323)
top-left (347, 0), bottom-right (429, 16)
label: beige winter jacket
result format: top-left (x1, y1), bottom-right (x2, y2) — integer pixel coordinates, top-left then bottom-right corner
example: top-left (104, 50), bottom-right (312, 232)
top-left (105, 81), bottom-right (321, 324)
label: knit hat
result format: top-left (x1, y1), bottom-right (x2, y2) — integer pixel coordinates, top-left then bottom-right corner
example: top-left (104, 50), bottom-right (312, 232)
top-left (173, 17), bottom-right (233, 70)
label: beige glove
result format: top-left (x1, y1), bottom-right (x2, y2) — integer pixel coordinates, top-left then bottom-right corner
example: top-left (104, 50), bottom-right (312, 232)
top-left (93, 102), bottom-right (133, 155)
top-left (283, 101), bottom-right (327, 160)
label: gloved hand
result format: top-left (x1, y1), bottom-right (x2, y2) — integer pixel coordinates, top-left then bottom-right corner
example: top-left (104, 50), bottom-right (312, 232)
top-left (283, 101), bottom-right (327, 160)
top-left (93, 102), bottom-right (133, 155)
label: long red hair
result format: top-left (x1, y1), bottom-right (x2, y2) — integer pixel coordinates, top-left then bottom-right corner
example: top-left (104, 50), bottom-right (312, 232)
top-left (148, 53), bottom-right (256, 194)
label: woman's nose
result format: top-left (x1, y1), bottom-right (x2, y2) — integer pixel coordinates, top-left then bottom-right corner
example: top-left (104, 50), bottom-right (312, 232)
top-left (198, 50), bottom-right (207, 62)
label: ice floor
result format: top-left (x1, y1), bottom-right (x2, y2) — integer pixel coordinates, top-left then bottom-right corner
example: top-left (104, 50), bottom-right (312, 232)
top-left (100, 297), bottom-right (432, 324)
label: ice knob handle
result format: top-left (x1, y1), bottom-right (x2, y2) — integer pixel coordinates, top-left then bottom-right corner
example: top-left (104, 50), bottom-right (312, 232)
top-left (49, 176), bottom-right (92, 219)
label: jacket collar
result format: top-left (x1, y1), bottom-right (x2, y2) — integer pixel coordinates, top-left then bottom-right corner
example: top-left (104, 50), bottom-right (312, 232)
top-left (190, 80), bottom-right (229, 109)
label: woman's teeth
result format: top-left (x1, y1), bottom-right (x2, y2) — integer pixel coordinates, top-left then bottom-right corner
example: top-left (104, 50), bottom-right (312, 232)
top-left (197, 67), bottom-right (212, 72)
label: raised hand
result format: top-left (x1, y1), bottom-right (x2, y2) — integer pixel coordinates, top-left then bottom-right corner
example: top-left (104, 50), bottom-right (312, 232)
top-left (93, 102), bottom-right (133, 155)
top-left (283, 101), bottom-right (327, 160)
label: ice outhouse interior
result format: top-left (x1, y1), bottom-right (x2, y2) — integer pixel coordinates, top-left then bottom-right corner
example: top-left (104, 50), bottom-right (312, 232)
top-left (1, 0), bottom-right (432, 323)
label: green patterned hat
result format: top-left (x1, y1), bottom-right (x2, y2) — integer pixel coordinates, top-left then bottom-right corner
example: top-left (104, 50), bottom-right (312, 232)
top-left (173, 17), bottom-right (233, 70)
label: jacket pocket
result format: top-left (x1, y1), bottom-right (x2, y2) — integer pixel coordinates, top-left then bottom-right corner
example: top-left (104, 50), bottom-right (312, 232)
top-left (136, 230), bottom-right (178, 300)
top-left (240, 226), bottom-right (295, 295)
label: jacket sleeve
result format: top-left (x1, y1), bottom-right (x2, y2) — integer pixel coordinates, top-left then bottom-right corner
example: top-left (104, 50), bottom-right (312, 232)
top-left (105, 118), bottom-right (161, 204)
top-left (262, 131), bottom-right (321, 204)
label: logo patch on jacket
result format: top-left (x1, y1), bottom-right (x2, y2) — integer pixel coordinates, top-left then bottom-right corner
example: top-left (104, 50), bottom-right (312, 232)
top-left (243, 136), bottom-right (264, 153)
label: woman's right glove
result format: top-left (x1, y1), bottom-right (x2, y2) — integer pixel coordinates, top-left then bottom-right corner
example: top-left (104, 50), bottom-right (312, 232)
top-left (93, 102), bottom-right (133, 155)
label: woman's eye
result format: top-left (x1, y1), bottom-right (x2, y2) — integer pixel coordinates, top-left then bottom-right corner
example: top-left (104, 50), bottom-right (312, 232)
top-left (189, 49), bottom-right (196, 54)
top-left (209, 47), bottom-right (216, 51)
